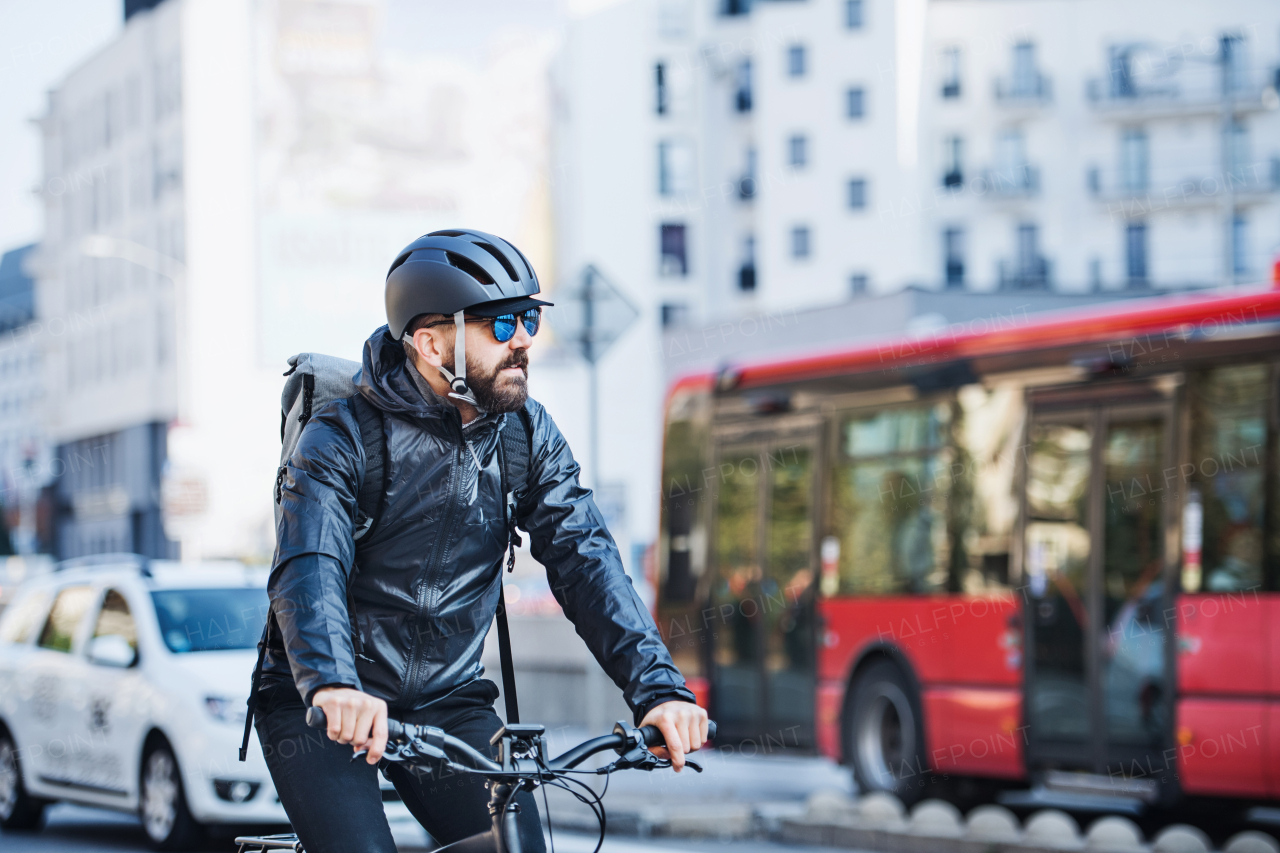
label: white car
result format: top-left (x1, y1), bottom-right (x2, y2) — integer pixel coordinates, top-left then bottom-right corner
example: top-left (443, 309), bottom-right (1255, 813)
top-left (0, 555), bottom-right (406, 850)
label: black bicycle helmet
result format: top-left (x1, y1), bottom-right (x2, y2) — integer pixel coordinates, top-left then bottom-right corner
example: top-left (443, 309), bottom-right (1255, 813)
top-left (387, 228), bottom-right (550, 407)
top-left (385, 228), bottom-right (548, 339)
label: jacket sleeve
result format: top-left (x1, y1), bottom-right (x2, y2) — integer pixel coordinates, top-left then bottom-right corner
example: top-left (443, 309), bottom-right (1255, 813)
top-left (515, 403), bottom-right (696, 723)
top-left (271, 400), bottom-right (364, 704)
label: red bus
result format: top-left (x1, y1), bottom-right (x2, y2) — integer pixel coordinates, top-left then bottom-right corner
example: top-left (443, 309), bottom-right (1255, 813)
top-left (655, 287), bottom-right (1280, 807)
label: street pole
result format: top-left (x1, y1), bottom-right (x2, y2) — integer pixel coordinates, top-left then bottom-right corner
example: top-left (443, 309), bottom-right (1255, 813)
top-left (1220, 34), bottom-right (1237, 287)
top-left (583, 267), bottom-right (599, 491)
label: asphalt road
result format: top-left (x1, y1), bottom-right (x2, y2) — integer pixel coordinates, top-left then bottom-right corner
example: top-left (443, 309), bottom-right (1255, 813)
top-left (0, 804), bottom-right (847, 853)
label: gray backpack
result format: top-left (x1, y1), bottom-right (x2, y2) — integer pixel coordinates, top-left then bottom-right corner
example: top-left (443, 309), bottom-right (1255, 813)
top-left (241, 352), bottom-right (531, 761)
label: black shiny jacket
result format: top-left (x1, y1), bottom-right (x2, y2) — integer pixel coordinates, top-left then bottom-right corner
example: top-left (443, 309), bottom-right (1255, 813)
top-left (263, 328), bottom-right (693, 722)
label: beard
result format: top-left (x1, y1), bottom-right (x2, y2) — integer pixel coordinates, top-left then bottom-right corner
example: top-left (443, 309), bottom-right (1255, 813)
top-left (447, 347), bottom-right (529, 413)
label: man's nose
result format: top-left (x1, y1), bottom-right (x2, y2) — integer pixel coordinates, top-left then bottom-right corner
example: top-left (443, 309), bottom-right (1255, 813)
top-left (509, 322), bottom-right (534, 349)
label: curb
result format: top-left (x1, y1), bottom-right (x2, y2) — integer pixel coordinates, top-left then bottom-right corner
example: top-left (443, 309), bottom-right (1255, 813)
top-left (781, 793), bottom-right (1278, 853)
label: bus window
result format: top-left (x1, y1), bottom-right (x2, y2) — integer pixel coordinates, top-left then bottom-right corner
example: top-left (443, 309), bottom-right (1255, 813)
top-left (1187, 364), bottom-right (1268, 593)
top-left (827, 389), bottom-right (1024, 597)
top-left (954, 384), bottom-right (1024, 592)
top-left (830, 403), bottom-right (953, 594)
top-left (658, 385), bottom-right (711, 678)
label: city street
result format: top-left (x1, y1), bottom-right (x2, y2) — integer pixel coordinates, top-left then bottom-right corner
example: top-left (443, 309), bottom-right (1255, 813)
top-left (0, 804), bottom-right (844, 853)
top-left (0, 745), bottom-right (855, 853)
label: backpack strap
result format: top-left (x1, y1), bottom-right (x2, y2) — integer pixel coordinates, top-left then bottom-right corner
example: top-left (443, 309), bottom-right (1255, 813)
top-left (495, 408), bottom-right (533, 723)
top-left (349, 393), bottom-right (387, 542)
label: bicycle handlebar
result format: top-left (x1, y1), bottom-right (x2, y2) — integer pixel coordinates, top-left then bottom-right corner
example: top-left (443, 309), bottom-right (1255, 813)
top-left (304, 707), bottom-right (716, 773)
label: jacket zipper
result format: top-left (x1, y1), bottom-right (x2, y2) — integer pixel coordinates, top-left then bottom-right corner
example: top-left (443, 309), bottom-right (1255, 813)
top-left (402, 442), bottom-right (464, 704)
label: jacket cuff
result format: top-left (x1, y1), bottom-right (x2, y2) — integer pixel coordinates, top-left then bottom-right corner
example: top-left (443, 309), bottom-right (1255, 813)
top-left (302, 682), bottom-right (360, 707)
top-left (633, 687), bottom-right (698, 727)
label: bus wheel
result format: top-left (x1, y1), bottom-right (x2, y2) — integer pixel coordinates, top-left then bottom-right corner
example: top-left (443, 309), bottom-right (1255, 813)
top-left (846, 660), bottom-right (928, 805)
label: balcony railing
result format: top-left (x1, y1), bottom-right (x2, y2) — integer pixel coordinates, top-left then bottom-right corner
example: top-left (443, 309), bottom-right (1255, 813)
top-left (977, 165), bottom-right (1040, 199)
top-left (1086, 66), bottom-right (1279, 117)
top-left (1087, 160), bottom-right (1280, 209)
top-left (994, 73), bottom-right (1052, 105)
top-left (998, 257), bottom-right (1052, 290)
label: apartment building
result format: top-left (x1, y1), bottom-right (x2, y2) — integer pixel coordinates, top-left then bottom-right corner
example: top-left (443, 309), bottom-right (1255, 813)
top-left (36, 0), bottom-right (555, 561)
top-left (551, 0), bottom-right (1280, 562)
top-left (0, 245), bottom-right (52, 555)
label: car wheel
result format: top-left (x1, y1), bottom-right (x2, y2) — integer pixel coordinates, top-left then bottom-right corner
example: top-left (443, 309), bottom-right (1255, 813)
top-left (0, 731), bottom-right (47, 830)
top-left (139, 741), bottom-right (205, 851)
top-left (845, 659), bottom-right (928, 805)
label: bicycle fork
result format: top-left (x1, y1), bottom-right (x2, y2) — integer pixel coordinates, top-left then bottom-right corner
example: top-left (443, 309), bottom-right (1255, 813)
top-left (434, 781), bottom-right (524, 853)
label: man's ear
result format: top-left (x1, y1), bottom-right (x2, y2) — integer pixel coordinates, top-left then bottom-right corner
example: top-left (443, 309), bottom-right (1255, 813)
top-left (411, 327), bottom-right (446, 369)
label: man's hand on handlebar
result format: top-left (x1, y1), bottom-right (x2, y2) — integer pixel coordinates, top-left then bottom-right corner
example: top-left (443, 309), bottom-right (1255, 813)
top-left (311, 686), bottom-right (388, 765)
top-left (639, 701), bottom-right (709, 772)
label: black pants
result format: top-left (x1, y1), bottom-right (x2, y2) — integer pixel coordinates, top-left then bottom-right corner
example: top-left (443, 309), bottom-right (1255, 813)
top-left (256, 679), bottom-right (545, 853)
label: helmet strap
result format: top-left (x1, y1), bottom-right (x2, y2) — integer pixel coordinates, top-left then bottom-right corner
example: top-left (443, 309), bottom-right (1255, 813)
top-left (432, 311), bottom-right (481, 408)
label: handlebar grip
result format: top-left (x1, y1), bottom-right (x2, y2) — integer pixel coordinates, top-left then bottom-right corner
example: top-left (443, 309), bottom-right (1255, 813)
top-left (638, 720), bottom-right (717, 748)
top-left (308, 705), bottom-right (405, 741)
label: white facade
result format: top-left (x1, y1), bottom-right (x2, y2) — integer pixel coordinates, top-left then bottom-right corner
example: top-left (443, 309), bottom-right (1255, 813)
top-left (552, 0), bottom-right (1280, 569)
top-left (37, 0), bottom-right (556, 562)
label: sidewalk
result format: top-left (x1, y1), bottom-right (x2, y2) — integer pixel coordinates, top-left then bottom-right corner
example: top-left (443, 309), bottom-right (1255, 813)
top-left (535, 728), bottom-right (853, 840)
top-left (390, 729), bottom-right (853, 849)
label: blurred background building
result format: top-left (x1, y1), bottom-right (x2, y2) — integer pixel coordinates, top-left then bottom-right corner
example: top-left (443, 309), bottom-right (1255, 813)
top-left (0, 244), bottom-right (49, 556)
top-left (551, 0), bottom-right (1280, 581)
top-left (30, 0), bottom-right (555, 562)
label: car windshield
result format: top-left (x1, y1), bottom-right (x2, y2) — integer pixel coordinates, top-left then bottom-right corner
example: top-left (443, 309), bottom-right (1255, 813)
top-left (151, 588), bottom-right (269, 653)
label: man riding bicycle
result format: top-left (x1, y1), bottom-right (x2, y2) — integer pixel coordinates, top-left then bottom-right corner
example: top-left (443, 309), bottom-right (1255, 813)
top-left (257, 230), bottom-right (707, 853)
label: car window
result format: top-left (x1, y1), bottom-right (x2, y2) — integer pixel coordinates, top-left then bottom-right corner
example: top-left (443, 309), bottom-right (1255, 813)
top-left (92, 589), bottom-right (138, 651)
top-left (151, 588), bottom-right (269, 653)
top-left (36, 586), bottom-right (96, 653)
top-left (0, 590), bottom-right (51, 644)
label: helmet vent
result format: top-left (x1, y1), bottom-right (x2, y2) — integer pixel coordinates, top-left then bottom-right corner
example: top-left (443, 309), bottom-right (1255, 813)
top-left (445, 251), bottom-right (496, 285)
top-left (473, 241), bottom-right (520, 282)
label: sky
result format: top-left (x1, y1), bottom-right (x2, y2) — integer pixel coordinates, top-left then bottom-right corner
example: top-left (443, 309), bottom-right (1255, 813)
top-left (0, 0), bottom-right (629, 258)
top-left (0, 0), bottom-right (120, 254)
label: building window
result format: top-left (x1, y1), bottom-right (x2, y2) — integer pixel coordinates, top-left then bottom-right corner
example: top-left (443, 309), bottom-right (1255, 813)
top-left (846, 87), bottom-right (865, 119)
top-left (1108, 46), bottom-right (1136, 98)
top-left (791, 226), bottom-right (811, 259)
top-left (660, 223), bottom-right (688, 277)
top-left (661, 303), bottom-right (689, 327)
top-left (657, 139), bottom-right (694, 196)
top-left (734, 59), bottom-right (753, 113)
top-left (787, 44), bottom-right (807, 78)
top-left (845, 0), bottom-right (864, 28)
top-left (943, 136), bottom-right (963, 188)
top-left (1232, 214), bottom-right (1248, 276)
top-left (944, 228), bottom-right (965, 288)
top-left (1011, 42), bottom-right (1039, 97)
top-left (941, 47), bottom-right (961, 99)
top-left (1119, 128), bottom-right (1148, 192)
top-left (1125, 221), bottom-right (1147, 286)
top-left (1018, 223), bottom-right (1040, 282)
top-left (788, 134), bottom-right (808, 168)
top-left (738, 147), bottom-right (757, 200)
top-left (849, 274), bottom-right (868, 295)
top-left (1222, 34), bottom-right (1249, 93)
top-left (655, 63), bottom-right (668, 115)
top-left (847, 178), bottom-right (867, 210)
top-left (739, 235), bottom-right (756, 292)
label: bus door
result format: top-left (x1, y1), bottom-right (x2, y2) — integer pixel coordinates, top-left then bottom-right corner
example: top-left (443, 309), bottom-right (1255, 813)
top-left (1022, 398), bottom-right (1175, 788)
top-left (709, 435), bottom-right (819, 748)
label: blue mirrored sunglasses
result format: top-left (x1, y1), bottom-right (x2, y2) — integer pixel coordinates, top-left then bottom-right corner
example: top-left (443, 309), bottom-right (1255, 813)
top-left (489, 308), bottom-right (541, 343)
top-left (423, 308), bottom-right (542, 342)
